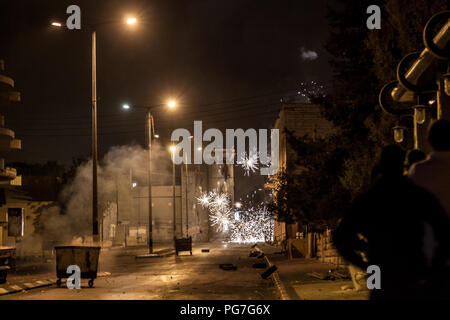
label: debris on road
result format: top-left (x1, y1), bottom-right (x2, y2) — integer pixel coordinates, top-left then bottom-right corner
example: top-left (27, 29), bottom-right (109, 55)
top-left (201, 249), bottom-right (210, 253)
top-left (307, 269), bottom-right (350, 281)
top-left (219, 264), bottom-right (238, 271)
top-left (261, 265), bottom-right (277, 279)
top-left (252, 262), bottom-right (267, 269)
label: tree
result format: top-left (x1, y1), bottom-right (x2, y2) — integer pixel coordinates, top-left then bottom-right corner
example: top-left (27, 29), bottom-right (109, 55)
top-left (268, 130), bottom-right (351, 230)
top-left (268, 1), bottom-right (448, 228)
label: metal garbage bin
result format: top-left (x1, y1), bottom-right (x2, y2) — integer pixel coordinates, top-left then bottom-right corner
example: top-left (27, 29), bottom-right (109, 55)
top-left (55, 246), bottom-right (101, 288)
top-left (175, 236), bottom-right (192, 255)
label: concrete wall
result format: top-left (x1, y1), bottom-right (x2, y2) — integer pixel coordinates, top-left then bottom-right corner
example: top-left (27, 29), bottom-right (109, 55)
top-left (130, 185), bottom-right (182, 242)
top-left (271, 104), bottom-right (335, 242)
top-left (181, 164), bottom-right (210, 242)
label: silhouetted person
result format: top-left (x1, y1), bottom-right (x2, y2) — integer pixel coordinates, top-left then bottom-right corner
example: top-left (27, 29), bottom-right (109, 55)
top-left (405, 149), bottom-right (426, 173)
top-left (333, 145), bottom-right (449, 300)
top-left (409, 120), bottom-right (450, 217)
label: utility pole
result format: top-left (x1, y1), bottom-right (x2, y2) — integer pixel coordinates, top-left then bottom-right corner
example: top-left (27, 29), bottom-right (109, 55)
top-left (172, 152), bottom-right (176, 248)
top-left (147, 111), bottom-right (153, 254)
top-left (92, 30), bottom-right (99, 244)
top-left (185, 161), bottom-right (189, 237)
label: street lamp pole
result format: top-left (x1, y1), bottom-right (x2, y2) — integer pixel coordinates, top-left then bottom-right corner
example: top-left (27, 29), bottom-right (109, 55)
top-left (92, 30), bottom-right (99, 244)
top-left (185, 154), bottom-right (189, 237)
top-left (146, 110), bottom-right (154, 254)
top-left (122, 101), bottom-right (176, 253)
top-left (172, 148), bottom-right (176, 248)
top-left (51, 18), bottom-right (138, 245)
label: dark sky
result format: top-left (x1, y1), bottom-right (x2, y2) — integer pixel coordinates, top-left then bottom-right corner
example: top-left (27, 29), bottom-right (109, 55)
top-left (0, 0), bottom-right (331, 165)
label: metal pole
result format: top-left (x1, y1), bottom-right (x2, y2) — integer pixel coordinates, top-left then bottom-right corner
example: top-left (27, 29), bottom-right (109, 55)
top-left (92, 30), bottom-right (99, 244)
top-left (185, 161), bottom-right (188, 237)
top-left (172, 152), bottom-right (176, 247)
top-left (147, 111), bottom-right (153, 254)
top-left (116, 176), bottom-right (119, 226)
top-left (413, 115), bottom-right (419, 150)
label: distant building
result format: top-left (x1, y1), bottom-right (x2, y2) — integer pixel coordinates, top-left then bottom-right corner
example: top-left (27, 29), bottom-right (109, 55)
top-left (0, 59), bottom-right (22, 248)
top-left (267, 103), bottom-right (334, 243)
top-left (181, 149), bottom-right (235, 242)
top-left (103, 148), bottom-right (235, 245)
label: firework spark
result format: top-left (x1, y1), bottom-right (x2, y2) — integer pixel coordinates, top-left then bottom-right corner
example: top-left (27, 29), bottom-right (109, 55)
top-left (197, 190), bottom-right (233, 232)
top-left (237, 151), bottom-right (259, 176)
top-left (197, 190), bottom-right (273, 243)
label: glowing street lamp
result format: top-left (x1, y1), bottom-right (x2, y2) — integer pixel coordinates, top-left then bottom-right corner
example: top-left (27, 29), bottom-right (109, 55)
top-left (126, 17), bottom-right (137, 25)
top-left (168, 100), bottom-right (177, 108)
top-left (51, 21), bottom-right (63, 27)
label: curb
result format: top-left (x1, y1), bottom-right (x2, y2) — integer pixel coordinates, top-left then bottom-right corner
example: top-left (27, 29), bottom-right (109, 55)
top-left (0, 271), bottom-right (111, 296)
top-left (0, 279), bottom-right (54, 296)
top-left (255, 245), bottom-right (290, 300)
top-left (135, 249), bottom-right (175, 259)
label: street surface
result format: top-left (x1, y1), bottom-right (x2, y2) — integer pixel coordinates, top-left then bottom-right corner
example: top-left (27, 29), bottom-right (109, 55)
top-left (1, 243), bottom-right (278, 300)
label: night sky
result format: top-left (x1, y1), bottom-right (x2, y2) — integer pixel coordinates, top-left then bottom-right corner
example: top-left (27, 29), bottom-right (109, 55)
top-left (1, 0), bottom-right (331, 165)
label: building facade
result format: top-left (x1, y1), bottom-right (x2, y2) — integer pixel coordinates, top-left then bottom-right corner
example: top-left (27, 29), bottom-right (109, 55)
top-left (268, 103), bottom-right (334, 243)
top-left (0, 59), bottom-right (22, 248)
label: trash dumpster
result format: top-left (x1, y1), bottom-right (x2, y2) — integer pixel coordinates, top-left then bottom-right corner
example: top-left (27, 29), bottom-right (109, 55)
top-left (55, 246), bottom-right (101, 288)
top-left (0, 247), bottom-right (15, 284)
top-left (175, 237), bottom-right (192, 255)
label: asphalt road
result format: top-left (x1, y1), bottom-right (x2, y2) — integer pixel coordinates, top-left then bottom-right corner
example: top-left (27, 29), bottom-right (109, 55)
top-left (1, 243), bottom-right (279, 300)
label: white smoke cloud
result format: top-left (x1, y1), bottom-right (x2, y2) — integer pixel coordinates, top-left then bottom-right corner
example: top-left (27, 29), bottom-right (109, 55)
top-left (300, 47), bottom-right (318, 61)
top-left (33, 143), bottom-right (171, 245)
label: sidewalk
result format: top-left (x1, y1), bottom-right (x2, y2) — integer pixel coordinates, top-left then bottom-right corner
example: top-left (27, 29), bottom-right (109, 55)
top-left (0, 244), bottom-right (153, 296)
top-left (260, 243), bottom-right (370, 300)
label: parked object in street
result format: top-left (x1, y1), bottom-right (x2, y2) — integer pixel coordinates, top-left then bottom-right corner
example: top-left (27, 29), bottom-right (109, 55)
top-left (55, 246), bottom-right (101, 288)
top-left (175, 237), bottom-right (192, 256)
top-left (0, 247), bottom-right (15, 284)
top-left (219, 263), bottom-right (237, 271)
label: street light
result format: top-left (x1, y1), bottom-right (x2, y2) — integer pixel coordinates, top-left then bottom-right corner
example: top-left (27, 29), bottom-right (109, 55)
top-left (414, 105), bottom-right (428, 125)
top-left (51, 17), bottom-right (137, 244)
top-left (126, 17), bottom-right (137, 25)
top-left (122, 101), bottom-right (176, 253)
top-left (168, 100), bottom-right (176, 108)
top-left (393, 125), bottom-right (406, 143)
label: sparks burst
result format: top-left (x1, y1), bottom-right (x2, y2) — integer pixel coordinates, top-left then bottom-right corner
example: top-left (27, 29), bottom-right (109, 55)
top-left (197, 190), bottom-right (273, 243)
top-left (237, 151), bottom-right (259, 176)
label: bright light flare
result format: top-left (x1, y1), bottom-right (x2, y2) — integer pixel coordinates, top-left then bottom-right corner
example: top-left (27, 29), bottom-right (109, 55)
top-left (51, 22), bottom-right (62, 27)
top-left (122, 104), bottom-right (130, 110)
top-left (126, 17), bottom-right (137, 25)
top-left (168, 100), bottom-right (176, 108)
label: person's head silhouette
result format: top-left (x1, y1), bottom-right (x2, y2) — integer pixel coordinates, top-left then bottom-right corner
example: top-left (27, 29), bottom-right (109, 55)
top-left (428, 120), bottom-right (450, 152)
top-left (378, 144), bottom-right (406, 177)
